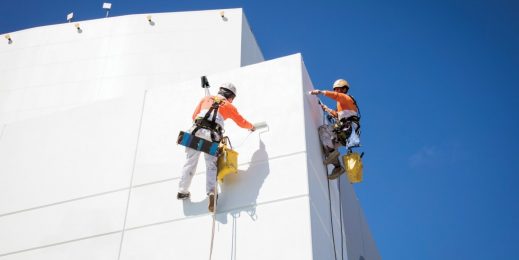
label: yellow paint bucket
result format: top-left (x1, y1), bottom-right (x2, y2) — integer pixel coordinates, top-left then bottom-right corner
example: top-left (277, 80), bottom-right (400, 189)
top-left (217, 143), bottom-right (239, 183)
top-left (343, 152), bottom-right (363, 183)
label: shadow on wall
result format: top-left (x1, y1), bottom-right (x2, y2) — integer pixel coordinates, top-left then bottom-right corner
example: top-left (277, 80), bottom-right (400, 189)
top-left (217, 138), bottom-right (270, 224)
top-left (181, 138), bottom-right (270, 220)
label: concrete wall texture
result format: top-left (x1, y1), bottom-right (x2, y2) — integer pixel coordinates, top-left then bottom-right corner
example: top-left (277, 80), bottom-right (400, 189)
top-left (0, 8), bottom-right (380, 260)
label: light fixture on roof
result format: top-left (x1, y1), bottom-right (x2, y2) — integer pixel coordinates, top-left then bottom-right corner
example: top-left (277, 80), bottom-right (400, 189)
top-left (67, 12), bottom-right (74, 22)
top-left (74, 23), bottom-right (82, 33)
top-left (5, 34), bottom-right (12, 44)
top-left (219, 11), bottom-right (228, 21)
top-left (147, 15), bottom-right (155, 26)
top-left (103, 3), bottom-right (112, 17)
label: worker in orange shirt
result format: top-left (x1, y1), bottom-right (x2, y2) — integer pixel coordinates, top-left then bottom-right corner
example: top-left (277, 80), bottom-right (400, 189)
top-left (310, 79), bottom-right (361, 180)
top-left (177, 83), bottom-right (255, 212)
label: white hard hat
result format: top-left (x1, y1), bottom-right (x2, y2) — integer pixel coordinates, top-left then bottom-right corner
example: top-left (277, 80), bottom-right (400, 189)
top-left (220, 82), bottom-right (237, 96)
top-left (333, 79), bottom-right (349, 89)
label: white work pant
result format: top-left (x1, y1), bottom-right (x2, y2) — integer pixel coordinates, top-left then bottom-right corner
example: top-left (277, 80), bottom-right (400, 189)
top-left (318, 123), bottom-right (360, 150)
top-left (178, 127), bottom-right (219, 195)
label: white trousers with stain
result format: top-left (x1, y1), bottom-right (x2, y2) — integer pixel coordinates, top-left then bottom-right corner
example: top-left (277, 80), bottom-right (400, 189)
top-left (178, 127), bottom-right (219, 195)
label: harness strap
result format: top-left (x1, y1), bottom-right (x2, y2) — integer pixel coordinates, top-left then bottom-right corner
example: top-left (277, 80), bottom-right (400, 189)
top-left (348, 94), bottom-right (361, 119)
top-left (193, 97), bottom-right (224, 142)
top-left (203, 98), bottom-right (221, 121)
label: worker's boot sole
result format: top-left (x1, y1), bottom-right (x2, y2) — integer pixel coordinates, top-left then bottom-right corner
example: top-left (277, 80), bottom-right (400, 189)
top-left (177, 192), bottom-right (190, 200)
top-left (208, 193), bottom-right (217, 213)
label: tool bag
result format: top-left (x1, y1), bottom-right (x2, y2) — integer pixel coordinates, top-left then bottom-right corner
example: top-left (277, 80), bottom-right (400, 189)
top-left (217, 137), bottom-right (239, 183)
top-left (343, 152), bottom-right (363, 183)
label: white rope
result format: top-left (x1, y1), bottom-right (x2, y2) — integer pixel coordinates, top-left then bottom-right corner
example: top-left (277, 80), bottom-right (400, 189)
top-left (209, 214), bottom-right (216, 260)
top-left (208, 183), bottom-right (218, 260)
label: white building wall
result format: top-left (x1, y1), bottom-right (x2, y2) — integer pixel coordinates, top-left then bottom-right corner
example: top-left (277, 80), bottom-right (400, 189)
top-left (0, 9), bottom-right (378, 260)
top-left (240, 14), bottom-right (264, 66)
top-left (0, 8), bottom-right (262, 125)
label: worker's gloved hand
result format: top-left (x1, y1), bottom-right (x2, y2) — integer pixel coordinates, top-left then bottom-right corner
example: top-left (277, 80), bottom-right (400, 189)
top-left (310, 90), bottom-right (321, 95)
top-left (250, 126), bottom-right (256, 132)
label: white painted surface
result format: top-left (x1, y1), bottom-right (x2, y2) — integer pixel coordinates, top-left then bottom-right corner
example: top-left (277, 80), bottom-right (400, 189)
top-left (241, 13), bottom-right (264, 66)
top-left (0, 234), bottom-right (120, 260)
top-left (340, 178), bottom-right (382, 260)
top-left (120, 197), bottom-right (312, 260)
top-left (0, 8), bottom-right (263, 125)
top-left (0, 9), bottom-right (378, 260)
top-left (126, 153), bottom-right (307, 229)
top-left (0, 94), bottom-right (144, 215)
top-left (132, 54), bottom-right (306, 186)
top-left (0, 191), bottom-right (127, 255)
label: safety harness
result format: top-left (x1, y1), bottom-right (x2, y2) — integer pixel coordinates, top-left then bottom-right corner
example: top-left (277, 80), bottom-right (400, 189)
top-left (191, 97), bottom-right (224, 142)
top-left (333, 95), bottom-right (361, 146)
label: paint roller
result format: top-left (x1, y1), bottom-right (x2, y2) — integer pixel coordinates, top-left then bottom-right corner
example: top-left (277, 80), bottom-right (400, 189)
top-left (253, 121), bottom-right (269, 132)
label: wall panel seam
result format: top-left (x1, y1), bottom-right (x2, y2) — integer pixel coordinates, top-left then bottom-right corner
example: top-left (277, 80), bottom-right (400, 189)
top-left (0, 194), bottom-right (309, 258)
top-left (0, 150), bottom-right (307, 217)
top-left (116, 90), bottom-right (148, 260)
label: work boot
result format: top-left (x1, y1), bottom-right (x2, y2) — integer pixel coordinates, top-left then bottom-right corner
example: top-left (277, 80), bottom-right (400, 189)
top-left (208, 193), bottom-right (218, 213)
top-left (176, 192), bottom-right (190, 200)
top-left (323, 149), bottom-right (340, 165)
top-left (327, 166), bottom-right (345, 180)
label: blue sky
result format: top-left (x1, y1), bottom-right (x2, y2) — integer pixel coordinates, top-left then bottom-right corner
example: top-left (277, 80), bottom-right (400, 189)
top-left (1, 0), bottom-right (518, 259)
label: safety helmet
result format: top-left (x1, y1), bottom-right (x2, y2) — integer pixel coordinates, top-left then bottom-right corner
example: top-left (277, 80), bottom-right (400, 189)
top-left (332, 79), bottom-right (349, 89)
top-left (219, 82), bottom-right (237, 96)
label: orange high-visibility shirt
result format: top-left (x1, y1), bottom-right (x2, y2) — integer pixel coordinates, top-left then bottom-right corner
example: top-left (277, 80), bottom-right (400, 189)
top-left (192, 95), bottom-right (254, 130)
top-left (323, 91), bottom-right (359, 120)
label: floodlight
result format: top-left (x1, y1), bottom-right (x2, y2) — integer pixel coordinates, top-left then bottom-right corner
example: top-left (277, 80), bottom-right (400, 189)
top-left (67, 12), bottom-right (74, 22)
top-left (219, 11), bottom-right (228, 21)
top-left (103, 3), bottom-right (112, 17)
top-left (146, 15), bottom-right (155, 26)
top-left (74, 23), bottom-right (82, 33)
top-left (5, 34), bottom-right (12, 44)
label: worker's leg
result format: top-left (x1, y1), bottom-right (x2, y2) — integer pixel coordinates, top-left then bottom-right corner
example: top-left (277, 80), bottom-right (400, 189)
top-left (319, 124), bottom-right (340, 165)
top-left (178, 147), bottom-right (201, 194)
top-left (204, 152), bottom-right (218, 195)
top-left (188, 128), bottom-right (220, 195)
top-left (318, 124), bottom-right (335, 150)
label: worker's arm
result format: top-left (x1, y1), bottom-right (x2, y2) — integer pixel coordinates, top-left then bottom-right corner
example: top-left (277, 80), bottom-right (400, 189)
top-left (310, 90), bottom-right (339, 117)
top-left (322, 91), bottom-right (350, 104)
top-left (225, 103), bottom-right (254, 130)
top-left (320, 103), bottom-right (338, 118)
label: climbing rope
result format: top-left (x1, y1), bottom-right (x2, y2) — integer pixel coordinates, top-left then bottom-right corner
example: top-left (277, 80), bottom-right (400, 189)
top-left (208, 182), bottom-right (218, 260)
top-left (326, 174), bottom-right (339, 260)
top-left (338, 176), bottom-right (345, 260)
top-left (322, 108), bottom-right (338, 260)
top-left (312, 90), bottom-right (351, 259)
